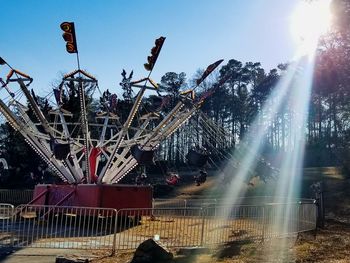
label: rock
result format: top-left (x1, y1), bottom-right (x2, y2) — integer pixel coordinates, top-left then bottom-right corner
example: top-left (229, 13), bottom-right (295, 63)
top-left (131, 238), bottom-right (173, 263)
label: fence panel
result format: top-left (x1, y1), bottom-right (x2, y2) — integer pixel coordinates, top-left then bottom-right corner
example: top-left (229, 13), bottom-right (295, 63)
top-left (202, 205), bottom-right (265, 246)
top-left (261, 202), bottom-right (317, 239)
top-left (0, 203), bottom-right (14, 247)
top-left (298, 203), bottom-right (317, 232)
top-left (115, 208), bottom-right (204, 250)
top-left (11, 205), bottom-right (117, 253)
top-left (0, 190), bottom-right (33, 205)
top-left (115, 203), bottom-right (316, 250)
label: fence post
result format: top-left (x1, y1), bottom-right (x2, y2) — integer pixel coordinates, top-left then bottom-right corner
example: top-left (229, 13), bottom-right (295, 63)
top-left (200, 207), bottom-right (206, 246)
top-left (214, 199), bottom-right (217, 217)
top-left (10, 205), bottom-right (15, 247)
top-left (317, 190), bottom-right (325, 228)
top-left (311, 181), bottom-right (325, 228)
top-left (111, 209), bottom-right (118, 256)
top-left (184, 199), bottom-right (187, 217)
top-left (261, 205), bottom-right (267, 242)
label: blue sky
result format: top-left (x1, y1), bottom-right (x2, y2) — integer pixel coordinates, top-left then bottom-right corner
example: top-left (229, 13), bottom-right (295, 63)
top-left (1, 0), bottom-right (299, 96)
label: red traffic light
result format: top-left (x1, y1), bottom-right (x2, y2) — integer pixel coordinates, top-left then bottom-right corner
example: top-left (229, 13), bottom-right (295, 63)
top-left (144, 36), bottom-right (165, 71)
top-left (60, 22), bottom-right (78, 54)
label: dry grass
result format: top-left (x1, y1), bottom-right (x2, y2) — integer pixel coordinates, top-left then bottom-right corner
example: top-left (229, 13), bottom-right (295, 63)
top-left (293, 220), bottom-right (350, 262)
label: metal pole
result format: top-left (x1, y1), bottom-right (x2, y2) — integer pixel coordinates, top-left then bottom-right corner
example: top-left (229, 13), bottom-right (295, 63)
top-left (200, 208), bottom-right (206, 246)
top-left (261, 205), bottom-right (266, 241)
top-left (10, 205), bottom-right (15, 247)
top-left (112, 209), bottom-right (118, 256)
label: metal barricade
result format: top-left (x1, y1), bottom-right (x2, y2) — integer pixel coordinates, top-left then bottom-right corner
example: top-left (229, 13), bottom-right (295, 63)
top-left (0, 189), bottom-right (33, 205)
top-left (262, 202), bottom-right (317, 239)
top-left (202, 205), bottom-right (265, 246)
top-left (12, 205), bottom-right (118, 254)
top-left (115, 208), bottom-right (204, 250)
top-left (116, 201), bottom-right (317, 250)
top-left (0, 203), bottom-right (15, 247)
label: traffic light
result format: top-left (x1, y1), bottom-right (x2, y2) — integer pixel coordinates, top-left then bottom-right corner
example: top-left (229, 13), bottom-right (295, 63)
top-left (144, 36), bottom-right (165, 71)
top-left (60, 22), bottom-right (78, 54)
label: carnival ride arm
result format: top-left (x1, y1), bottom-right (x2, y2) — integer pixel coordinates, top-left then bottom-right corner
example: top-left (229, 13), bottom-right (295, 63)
top-left (98, 86), bottom-right (147, 182)
top-left (0, 99), bottom-right (76, 183)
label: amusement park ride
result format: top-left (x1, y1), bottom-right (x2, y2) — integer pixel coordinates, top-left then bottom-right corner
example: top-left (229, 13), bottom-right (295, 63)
top-left (0, 22), bottom-right (224, 209)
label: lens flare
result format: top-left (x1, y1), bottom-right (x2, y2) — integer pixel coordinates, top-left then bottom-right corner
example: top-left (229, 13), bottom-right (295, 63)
top-left (290, 0), bottom-right (332, 56)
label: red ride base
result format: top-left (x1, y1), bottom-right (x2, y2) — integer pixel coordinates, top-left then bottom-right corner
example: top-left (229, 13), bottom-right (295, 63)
top-left (31, 184), bottom-right (153, 210)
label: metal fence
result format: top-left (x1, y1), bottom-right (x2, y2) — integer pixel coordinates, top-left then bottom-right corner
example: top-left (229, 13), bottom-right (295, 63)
top-left (115, 201), bottom-right (317, 250)
top-left (0, 199), bottom-right (317, 253)
top-left (0, 189), bottom-right (33, 205)
top-left (1, 204), bottom-right (117, 254)
top-left (0, 203), bottom-right (14, 247)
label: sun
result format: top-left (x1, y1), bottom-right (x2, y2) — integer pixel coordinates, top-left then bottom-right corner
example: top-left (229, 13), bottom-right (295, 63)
top-left (290, 0), bottom-right (333, 56)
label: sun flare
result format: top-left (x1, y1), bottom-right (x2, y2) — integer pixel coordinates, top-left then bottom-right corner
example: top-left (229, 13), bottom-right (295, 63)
top-left (290, 0), bottom-right (333, 56)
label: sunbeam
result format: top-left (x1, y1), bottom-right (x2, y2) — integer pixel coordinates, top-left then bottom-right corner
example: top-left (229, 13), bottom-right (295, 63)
top-left (263, 54), bottom-right (316, 261)
top-left (214, 14), bottom-right (320, 258)
top-left (220, 63), bottom-right (299, 207)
